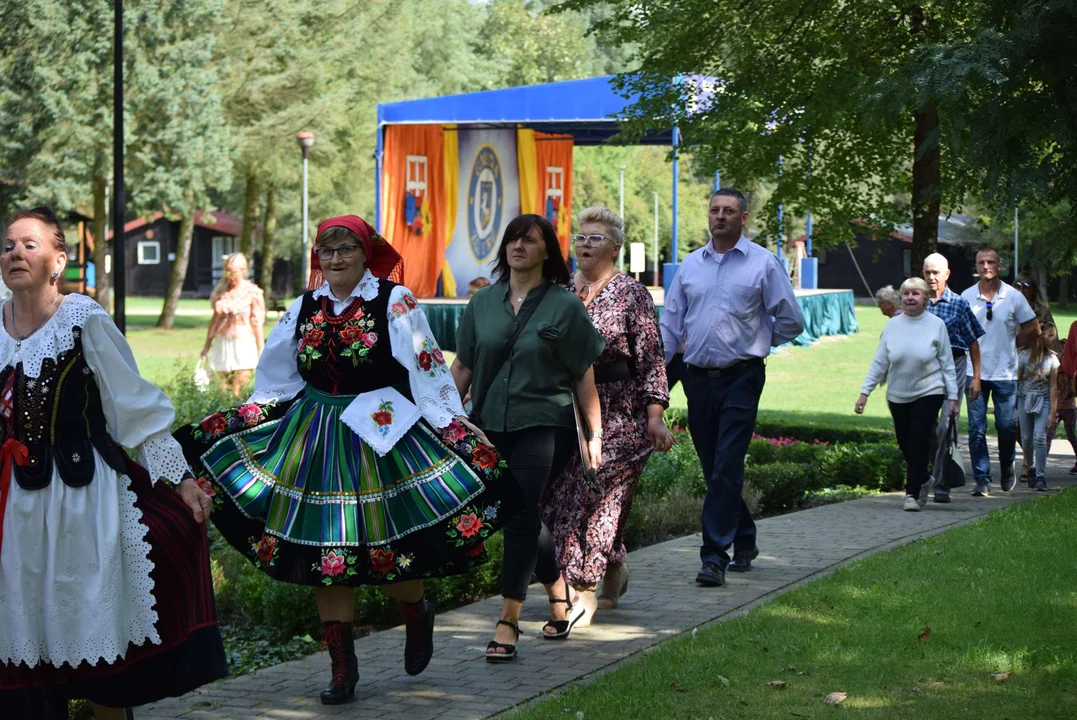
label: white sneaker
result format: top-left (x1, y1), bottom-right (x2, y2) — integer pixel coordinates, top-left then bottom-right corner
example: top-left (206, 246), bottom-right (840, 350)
top-left (903, 495), bottom-right (921, 512)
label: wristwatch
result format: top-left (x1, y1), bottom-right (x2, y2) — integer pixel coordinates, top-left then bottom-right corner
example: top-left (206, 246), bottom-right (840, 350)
top-left (588, 430), bottom-right (604, 440)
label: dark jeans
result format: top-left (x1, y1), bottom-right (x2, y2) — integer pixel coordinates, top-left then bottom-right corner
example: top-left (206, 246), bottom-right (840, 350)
top-left (486, 426), bottom-right (574, 602)
top-left (684, 361), bottom-right (764, 570)
top-left (889, 395), bottom-right (945, 498)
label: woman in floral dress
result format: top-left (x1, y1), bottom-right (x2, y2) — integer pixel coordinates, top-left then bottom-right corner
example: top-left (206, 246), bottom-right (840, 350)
top-left (176, 215), bottom-right (515, 706)
top-left (542, 206), bottom-right (673, 620)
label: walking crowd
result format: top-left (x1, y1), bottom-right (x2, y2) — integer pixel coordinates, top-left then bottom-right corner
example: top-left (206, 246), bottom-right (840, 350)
top-left (864, 246), bottom-right (1075, 509)
top-left (0, 189), bottom-right (1060, 717)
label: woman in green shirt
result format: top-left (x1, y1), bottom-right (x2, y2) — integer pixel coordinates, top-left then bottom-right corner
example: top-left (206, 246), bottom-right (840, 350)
top-left (452, 214), bottom-right (605, 662)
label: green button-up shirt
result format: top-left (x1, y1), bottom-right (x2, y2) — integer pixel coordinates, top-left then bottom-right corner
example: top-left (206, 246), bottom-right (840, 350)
top-left (456, 281), bottom-right (605, 433)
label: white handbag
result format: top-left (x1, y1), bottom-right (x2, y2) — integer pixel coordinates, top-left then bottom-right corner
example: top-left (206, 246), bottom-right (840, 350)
top-left (193, 358), bottom-right (211, 392)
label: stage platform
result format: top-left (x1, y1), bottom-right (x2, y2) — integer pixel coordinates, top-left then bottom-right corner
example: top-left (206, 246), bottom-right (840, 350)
top-left (420, 288), bottom-right (859, 353)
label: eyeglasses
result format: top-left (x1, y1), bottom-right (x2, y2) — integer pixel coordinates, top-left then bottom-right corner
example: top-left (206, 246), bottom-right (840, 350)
top-left (1015, 281), bottom-right (1032, 289)
top-left (986, 300), bottom-right (993, 321)
top-left (572, 234), bottom-right (609, 247)
top-left (315, 244), bottom-right (359, 262)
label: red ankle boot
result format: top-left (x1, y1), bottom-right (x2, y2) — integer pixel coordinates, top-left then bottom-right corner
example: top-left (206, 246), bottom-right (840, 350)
top-left (320, 621), bottom-right (359, 704)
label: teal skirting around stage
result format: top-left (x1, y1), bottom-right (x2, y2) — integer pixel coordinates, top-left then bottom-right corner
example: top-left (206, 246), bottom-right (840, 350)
top-left (420, 289), bottom-right (859, 354)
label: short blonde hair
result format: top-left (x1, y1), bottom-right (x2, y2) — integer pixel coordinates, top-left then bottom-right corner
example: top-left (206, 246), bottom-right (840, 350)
top-left (874, 285), bottom-right (900, 307)
top-left (900, 277), bottom-right (930, 296)
top-left (577, 206), bottom-right (625, 247)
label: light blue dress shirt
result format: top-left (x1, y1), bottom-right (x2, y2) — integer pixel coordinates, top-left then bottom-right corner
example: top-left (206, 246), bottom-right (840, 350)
top-left (660, 236), bottom-right (805, 368)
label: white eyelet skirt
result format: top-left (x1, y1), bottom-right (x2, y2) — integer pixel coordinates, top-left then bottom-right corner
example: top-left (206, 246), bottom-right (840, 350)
top-left (209, 337), bottom-right (260, 372)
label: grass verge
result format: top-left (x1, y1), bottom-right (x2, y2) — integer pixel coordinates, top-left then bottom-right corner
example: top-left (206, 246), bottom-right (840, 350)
top-left (510, 489), bottom-right (1077, 720)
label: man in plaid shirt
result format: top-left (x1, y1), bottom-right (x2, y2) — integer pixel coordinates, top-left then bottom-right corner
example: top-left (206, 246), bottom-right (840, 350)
top-left (924, 253), bottom-right (985, 502)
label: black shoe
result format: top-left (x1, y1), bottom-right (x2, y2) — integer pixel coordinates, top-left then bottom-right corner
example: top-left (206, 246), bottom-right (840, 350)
top-left (933, 493), bottom-right (952, 504)
top-left (1001, 465), bottom-right (1016, 492)
top-left (695, 563), bottom-right (726, 587)
top-left (485, 619), bottom-right (520, 663)
top-left (320, 621), bottom-right (359, 705)
top-left (401, 596), bottom-right (435, 676)
top-left (729, 545), bottom-right (759, 573)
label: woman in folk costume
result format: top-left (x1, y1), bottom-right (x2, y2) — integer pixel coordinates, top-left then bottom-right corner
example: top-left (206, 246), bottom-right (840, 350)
top-left (176, 215), bottom-right (516, 705)
top-left (0, 207), bottom-right (226, 720)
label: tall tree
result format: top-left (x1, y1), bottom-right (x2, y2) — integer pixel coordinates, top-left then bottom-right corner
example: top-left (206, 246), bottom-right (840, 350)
top-left (557, 0), bottom-right (1052, 271)
top-left (122, 0), bottom-right (233, 329)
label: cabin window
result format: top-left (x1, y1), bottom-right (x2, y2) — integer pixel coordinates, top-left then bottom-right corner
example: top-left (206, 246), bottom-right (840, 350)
top-left (137, 240), bottom-right (161, 265)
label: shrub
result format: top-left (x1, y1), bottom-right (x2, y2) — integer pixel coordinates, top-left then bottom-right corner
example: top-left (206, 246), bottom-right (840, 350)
top-left (746, 438), bottom-right (779, 465)
top-left (636, 434), bottom-right (705, 499)
top-left (752, 420), bottom-right (895, 445)
top-left (817, 443), bottom-right (905, 491)
top-left (800, 485), bottom-right (881, 509)
top-left (163, 360), bottom-right (245, 431)
top-left (744, 462), bottom-right (825, 515)
top-left (775, 441), bottom-right (830, 466)
top-left (624, 486), bottom-right (703, 551)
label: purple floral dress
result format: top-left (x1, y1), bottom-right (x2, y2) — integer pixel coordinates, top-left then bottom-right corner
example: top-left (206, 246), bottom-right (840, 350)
top-left (541, 274), bottom-right (669, 585)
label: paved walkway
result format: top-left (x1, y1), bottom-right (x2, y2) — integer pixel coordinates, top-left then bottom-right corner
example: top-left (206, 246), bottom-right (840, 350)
top-left (142, 440), bottom-right (1075, 719)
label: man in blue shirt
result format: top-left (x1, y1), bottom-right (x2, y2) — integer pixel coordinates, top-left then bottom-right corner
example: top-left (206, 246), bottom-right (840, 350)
top-left (924, 253), bottom-right (984, 503)
top-left (661, 188), bottom-right (804, 587)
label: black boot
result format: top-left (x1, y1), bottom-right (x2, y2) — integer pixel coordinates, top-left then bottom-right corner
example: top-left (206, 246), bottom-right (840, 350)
top-left (320, 620), bottom-right (359, 705)
top-left (400, 596), bottom-right (435, 676)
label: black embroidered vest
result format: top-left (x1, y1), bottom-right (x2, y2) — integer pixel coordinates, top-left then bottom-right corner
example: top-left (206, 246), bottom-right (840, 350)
top-left (293, 283), bottom-right (408, 396)
top-left (0, 333), bottom-right (127, 489)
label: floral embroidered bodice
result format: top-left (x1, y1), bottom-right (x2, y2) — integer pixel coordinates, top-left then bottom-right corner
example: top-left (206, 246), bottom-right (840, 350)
top-left (294, 283), bottom-right (408, 396)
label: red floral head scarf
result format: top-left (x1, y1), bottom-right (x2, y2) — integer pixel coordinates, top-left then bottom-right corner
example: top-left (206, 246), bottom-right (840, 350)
top-left (308, 215), bottom-right (404, 291)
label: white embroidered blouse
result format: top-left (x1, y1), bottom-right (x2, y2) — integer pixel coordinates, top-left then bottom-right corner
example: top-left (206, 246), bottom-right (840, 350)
top-left (249, 271), bottom-right (464, 455)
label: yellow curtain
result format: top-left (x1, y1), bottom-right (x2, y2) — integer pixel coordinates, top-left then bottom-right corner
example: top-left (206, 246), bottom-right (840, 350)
top-left (517, 128), bottom-right (538, 216)
top-left (381, 125), bottom-right (445, 297)
top-left (440, 125), bottom-right (459, 297)
top-left (535, 132), bottom-right (574, 260)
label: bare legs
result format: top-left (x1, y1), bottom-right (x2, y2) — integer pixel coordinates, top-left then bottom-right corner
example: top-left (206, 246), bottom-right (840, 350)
top-left (314, 580), bottom-right (424, 622)
top-left (489, 576), bottom-right (578, 649)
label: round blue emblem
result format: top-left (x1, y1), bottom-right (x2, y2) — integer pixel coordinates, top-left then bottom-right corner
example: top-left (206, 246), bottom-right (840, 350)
top-left (467, 145), bottom-right (503, 261)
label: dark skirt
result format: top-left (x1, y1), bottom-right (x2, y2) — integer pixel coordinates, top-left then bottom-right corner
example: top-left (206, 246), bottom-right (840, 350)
top-left (174, 390), bottom-right (519, 587)
top-left (0, 457), bottom-right (228, 710)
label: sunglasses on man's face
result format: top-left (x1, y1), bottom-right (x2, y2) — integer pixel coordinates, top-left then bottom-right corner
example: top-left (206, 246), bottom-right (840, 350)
top-left (986, 300), bottom-right (993, 321)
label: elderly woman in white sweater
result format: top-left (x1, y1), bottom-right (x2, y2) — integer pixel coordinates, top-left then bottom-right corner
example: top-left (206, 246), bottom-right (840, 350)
top-left (855, 277), bottom-right (959, 511)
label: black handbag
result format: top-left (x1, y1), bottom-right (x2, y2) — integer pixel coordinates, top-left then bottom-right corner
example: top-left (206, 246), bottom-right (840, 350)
top-left (942, 415), bottom-right (966, 488)
top-left (469, 282), bottom-right (551, 426)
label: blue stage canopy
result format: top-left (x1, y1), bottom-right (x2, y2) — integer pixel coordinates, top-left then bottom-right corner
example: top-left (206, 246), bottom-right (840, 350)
top-left (376, 76), bottom-right (672, 145)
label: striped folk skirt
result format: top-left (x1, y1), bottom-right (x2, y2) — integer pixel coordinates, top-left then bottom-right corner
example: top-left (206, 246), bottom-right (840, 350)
top-left (175, 387), bottom-right (516, 587)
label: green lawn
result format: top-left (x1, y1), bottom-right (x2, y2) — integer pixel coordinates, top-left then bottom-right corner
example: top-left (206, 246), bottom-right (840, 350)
top-left (511, 489), bottom-right (1077, 720)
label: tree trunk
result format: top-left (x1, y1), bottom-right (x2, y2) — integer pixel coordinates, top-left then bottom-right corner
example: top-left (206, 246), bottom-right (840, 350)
top-left (91, 169), bottom-right (111, 311)
top-left (1037, 266), bottom-right (1048, 306)
top-left (240, 167), bottom-right (260, 257)
top-left (911, 106), bottom-right (941, 275)
top-left (156, 190), bottom-right (196, 329)
top-left (1059, 273), bottom-right (1070, 309)
top-left (258, 182), bottom-right (277, 292)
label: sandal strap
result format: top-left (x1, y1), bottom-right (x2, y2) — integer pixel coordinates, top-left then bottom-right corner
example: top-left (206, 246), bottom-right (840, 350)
top-left (495, 619), bottom-right (520, 637)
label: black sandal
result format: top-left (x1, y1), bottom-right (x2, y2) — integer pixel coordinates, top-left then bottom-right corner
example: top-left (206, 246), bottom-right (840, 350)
top-left (485, 619), bottom-right (520, 663)
top-left (542, 585), bottom-right (585, 640)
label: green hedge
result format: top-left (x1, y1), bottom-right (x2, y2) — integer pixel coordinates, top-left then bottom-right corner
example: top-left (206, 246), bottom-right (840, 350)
top-left (752, 420), bottom-right (894, 445)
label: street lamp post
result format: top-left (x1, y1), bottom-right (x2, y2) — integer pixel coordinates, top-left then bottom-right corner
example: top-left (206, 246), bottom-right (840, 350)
top-left (618, 165), bottom-right (626, 272)
top-left (297, 131), bottom-right (315, 286)
top-left (112, 0), bottom-right (126, 333)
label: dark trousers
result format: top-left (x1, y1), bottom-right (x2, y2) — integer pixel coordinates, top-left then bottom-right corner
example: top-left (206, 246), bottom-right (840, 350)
top-left (684, 362), bottom-right (764, 570)
top-left (889, 394), bottom-right (945, 498)
top-left (486, 427), bottom-right (574, 601)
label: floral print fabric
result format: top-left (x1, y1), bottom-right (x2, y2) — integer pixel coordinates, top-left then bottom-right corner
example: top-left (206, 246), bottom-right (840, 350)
top-left (542, 274), bottom-right (669, 584)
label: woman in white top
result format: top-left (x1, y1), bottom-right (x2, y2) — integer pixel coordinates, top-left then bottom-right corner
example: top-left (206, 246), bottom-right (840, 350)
top-left (0, 207), bottom-right (225, 718)
top-left (856, 277), bottom-right (959, 511)
top-left (200, 252), bottom-right (265, 396)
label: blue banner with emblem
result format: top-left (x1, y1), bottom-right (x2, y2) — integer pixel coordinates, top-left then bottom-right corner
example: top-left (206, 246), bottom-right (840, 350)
top-left (444, 129), bottom-right (520, 296)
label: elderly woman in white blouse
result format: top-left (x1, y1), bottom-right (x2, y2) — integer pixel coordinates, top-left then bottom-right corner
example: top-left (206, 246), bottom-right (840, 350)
top-left (856, 277), bottom-right (959, 511)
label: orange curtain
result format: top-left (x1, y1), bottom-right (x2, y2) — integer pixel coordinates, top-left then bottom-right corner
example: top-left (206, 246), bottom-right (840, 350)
top-left (381, 125), bottom-right (446, 297)
top-left (534, 132), bottom-right (574, 260)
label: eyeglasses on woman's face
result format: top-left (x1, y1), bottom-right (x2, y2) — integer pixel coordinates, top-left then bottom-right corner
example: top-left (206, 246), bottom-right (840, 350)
top-left (1015, 281), bottom-right (1032, 289)
top-left (315, 243), bottom-right (359, 262)
top-left (572, 234), bottom-right (610, 247)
